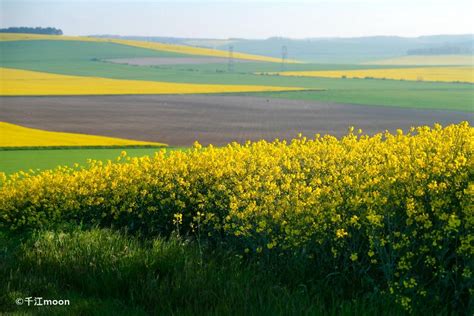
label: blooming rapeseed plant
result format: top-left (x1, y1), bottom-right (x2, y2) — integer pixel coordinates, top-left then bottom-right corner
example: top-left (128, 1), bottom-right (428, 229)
top-left (0, 122), bottom-right (472, 310)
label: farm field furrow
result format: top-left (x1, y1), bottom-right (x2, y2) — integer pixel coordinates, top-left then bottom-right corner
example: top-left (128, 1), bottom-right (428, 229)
top-left (275, 67), bottom-right (474, 83)
top-left (1, 95), bottom-right (471, 146)
top-left (0, 68), bottom-right (307, 96)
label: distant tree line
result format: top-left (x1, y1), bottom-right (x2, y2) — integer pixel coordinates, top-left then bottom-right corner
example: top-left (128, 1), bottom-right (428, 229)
top-left (0, 27), bottom-right (63, 35)
top-left (407, 44), bottom-right (473, 55)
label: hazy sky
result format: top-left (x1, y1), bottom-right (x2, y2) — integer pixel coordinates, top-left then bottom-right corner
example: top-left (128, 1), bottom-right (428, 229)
top-left (1, 0), bottom-right (473, 38)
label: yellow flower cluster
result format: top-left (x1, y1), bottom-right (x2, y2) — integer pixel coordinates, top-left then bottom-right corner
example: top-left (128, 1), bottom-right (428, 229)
top-left (0, 67), bottom-right (305, 96)
top-left (0, 122), bottom-right (472, 310)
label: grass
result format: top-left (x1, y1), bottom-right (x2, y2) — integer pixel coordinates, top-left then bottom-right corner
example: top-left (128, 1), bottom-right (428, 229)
top-left (0, 34), bottom-right (288, 63)
top-left (0, 147), bottom-right (185, 175)
top-left (244, 87), bottom-right (474, 112)
top-left (0, 227), bottom-right (411, 315)
top-left (0, 40), bottom-right (184, 61)
top-left (1, 40), bottom-right (472, 110)
top-left (4, 62), bottom-right (472, 111)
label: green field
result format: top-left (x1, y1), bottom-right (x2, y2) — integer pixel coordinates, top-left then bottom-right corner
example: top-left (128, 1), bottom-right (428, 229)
top-left (1, 34), bottom-right (473, 315)
top-left (245, 86), bottom-right (474, 111)
top-left (1, 40), bottom-right (473, 111)
top-left (0, 39), bottom-right (185, 62)
top-left (0, 147), bottom-right (184, 175)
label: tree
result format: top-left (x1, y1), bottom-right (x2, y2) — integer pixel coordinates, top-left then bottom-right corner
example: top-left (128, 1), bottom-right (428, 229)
top-left (0, 27), bottom-right (63, 35)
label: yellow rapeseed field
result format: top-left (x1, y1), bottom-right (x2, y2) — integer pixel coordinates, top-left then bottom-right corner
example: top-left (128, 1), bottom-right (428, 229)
top-left (0, 67), bottom-right (306, 96)
top-left (0, 122), bottom-right (166, 147)
top-left (1, 122), bottom-right (472, 311)
top-left (275, 66), bottom-right (474, 83)
top-left (0, 33), bottom-right (297, 63)
top-left (363, 55), bottom-right (474, 66)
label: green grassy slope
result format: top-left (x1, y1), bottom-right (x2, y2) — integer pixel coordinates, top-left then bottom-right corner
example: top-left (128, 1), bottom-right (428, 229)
top-left (0, 147), bottom-right (184, 175)
top-left (0, 40), bottom-right (186, 63)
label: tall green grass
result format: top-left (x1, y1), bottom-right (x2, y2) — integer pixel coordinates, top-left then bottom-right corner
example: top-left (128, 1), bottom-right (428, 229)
top-left (0, 228), bottom-right (412, 315)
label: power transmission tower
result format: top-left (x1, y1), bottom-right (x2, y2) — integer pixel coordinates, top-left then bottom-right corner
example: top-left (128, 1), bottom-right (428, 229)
top-left (281, 45), bottom-right (288, 71)
top-left (228, 45), bottom-right (234, 73)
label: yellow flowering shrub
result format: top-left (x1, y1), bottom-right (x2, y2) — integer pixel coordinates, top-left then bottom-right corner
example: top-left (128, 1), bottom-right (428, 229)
top-left (0, 122), bottom-right (472, 311)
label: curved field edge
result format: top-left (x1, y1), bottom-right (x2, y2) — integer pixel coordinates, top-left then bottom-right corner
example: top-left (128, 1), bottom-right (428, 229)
top-left (0, 67), bottom-right (309, 96)
top-left (0, 122), bottom-right (167, 147)
top-left (1, 122), bottom-right (472, 313)
top-left (0, 33), bottom-right (299, 63)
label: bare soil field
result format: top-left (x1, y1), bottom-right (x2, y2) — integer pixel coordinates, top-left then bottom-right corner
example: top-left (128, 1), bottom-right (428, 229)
top-left (0, 95), bottom-right (471, 146)
top-left (104, 57), bottom-right (254, 65)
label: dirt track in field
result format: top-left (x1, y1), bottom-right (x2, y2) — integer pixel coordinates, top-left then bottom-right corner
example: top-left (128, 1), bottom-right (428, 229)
top-left (0, 95), bottom-right (471, 146)
top-left (104, 57), bottom-right (253, 65)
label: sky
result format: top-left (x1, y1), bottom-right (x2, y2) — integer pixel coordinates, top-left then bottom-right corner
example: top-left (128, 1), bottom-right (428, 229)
top-left (1, 0), bottom-right (473, 39)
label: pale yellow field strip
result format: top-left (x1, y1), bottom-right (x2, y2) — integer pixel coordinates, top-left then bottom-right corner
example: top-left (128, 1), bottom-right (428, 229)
top-left (275, 67), bottom-right (474, 83)
top-left (0, 122), bottom-right (166, 147)
top-left (0, 33), bottom-right (103, 42)
top-left (0, 68), bottom-right (307, 96)
top-left (364, 55), bottom-right (474, 66)
top-left (0, 33), bottom-right (299, 63)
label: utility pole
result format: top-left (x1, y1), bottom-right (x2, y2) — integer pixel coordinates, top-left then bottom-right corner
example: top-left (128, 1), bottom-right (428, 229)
top-left (228, 45), bottom-right (235, 73)
top-left (281, 45), bottom-right (288, 71)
